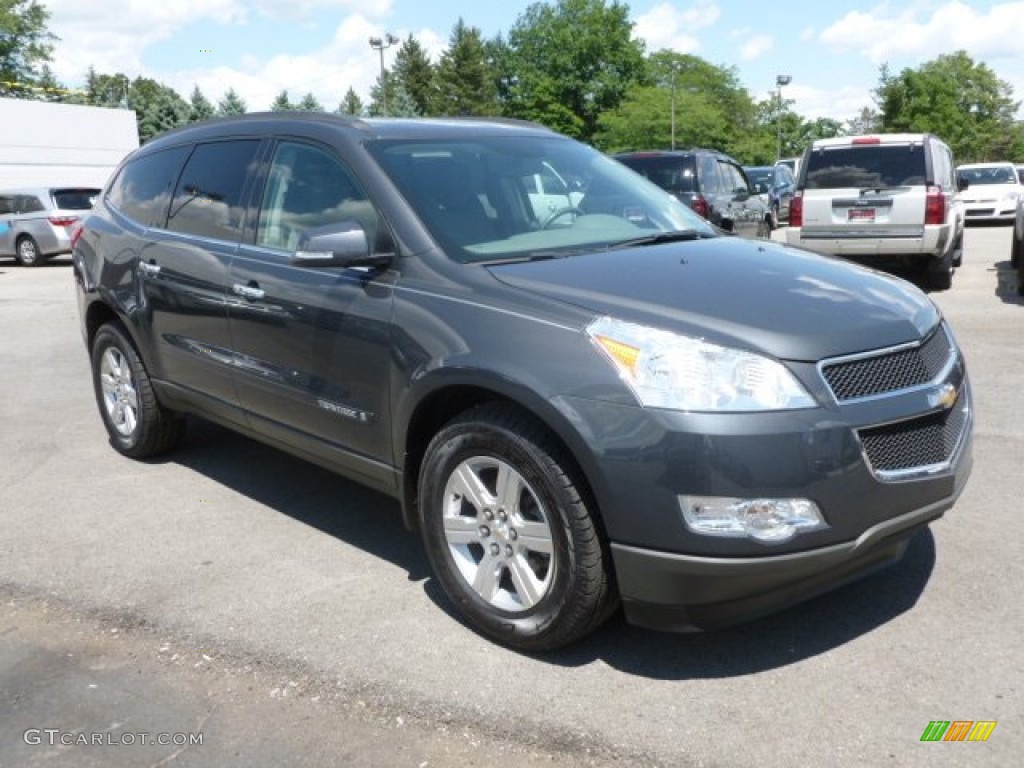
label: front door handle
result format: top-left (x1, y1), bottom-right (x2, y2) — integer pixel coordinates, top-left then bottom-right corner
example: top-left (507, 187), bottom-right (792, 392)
top-left (139, 261), bottom-right (161, 277)
top-left (232, 283), bottom-right (265, 301)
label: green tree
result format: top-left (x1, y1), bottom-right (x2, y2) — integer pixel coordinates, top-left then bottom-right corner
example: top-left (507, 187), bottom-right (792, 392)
top-left (336, 87), bottom-right (363, 116)
top-left (270, 89), bottom-right (293, 111)
top-left (0, 0), bottom-right (55, 97)
top-left (875, 52), bottom-right (1022, 162)
top-left (505, 0), bottom-right (646, 141)
top-left (188, 85), bottom-right (215, 122)
top-left (846, 105), bottom-right (879, 136)
top-left (393, 35), bottom-right (434, 116)
top-left (367, 71), bottom-right (397, 116)
top-left (137, 85), bottom-right (189, 142)
top-left (297, 91), bottom-right (323, 112)
top-left (434, 18), bottom-right (496, 116)
top-left (217, 87), bottom-right (247, 116)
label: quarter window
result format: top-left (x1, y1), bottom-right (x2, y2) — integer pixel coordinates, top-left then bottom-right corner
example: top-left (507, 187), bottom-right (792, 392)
top-left (107, 146), bottom-right (190, 227)
top-left (167, 140), bottom-right (261, 241)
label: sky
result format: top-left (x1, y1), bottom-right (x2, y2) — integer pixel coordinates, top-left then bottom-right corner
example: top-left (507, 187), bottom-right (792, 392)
top-left (40, 0), bottom-right (1024, 122)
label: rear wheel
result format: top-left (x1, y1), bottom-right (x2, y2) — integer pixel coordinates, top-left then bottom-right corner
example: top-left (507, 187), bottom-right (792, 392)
top-left (927, 253), bottom-right (953, 291)
top-left (15, 236), bottom-right (41, 266)
top-left (418, 403), bottom-right (616, 651)
top-left (1012, 228), bottom-right (1021, 268)
top-left (91, 322), bottom-right (185, 458)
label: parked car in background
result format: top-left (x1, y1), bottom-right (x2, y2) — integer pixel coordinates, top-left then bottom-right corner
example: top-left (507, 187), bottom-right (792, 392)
top-left (776, 156), bottom-right (802, 178)
top-left (786, 133), bottom-right (965, 290)
top-left (955, 162), bottom-right (1022, 223)
top-left (1012, 190), bottom-right (1024, 295)
top-left (0, 187), bottom-right (100, 266)
top-left (744, 163), bottom-right (796, 227)
top-left (74, 114), bottom-right (973, 651)
top-left (615, 149), bottom-right (771, 238)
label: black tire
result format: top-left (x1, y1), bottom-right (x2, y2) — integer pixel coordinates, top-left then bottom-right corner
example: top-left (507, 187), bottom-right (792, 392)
top-left (91, 322), bottom-right (185, 458)
top-left (952, 234), bottom-right (963, 268)
top-left (1017, 259), bottom-right (1024, 297)
top-left (418, 403), bottom-right (616, 651)
top-left (927, 253), bottom-right (953, 291)
top-left (15, 236), bottom-right (42, 266)
top-left (1012, 229), bottom-right (1021, 269)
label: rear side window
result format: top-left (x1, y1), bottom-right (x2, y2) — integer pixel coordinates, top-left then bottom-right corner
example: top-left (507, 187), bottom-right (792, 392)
top-left (17, 194), bottom-right (45, 213)
top-left (804, 145), bottom-right (926, 189)
top-left (108, 146), bottom-right (190, 226)
top-left (618, 156), bottom-right (697, 195)
top-left (167, 140), bottom-right (262, 241)
top-left (52, 188), bottom-right (100, 210)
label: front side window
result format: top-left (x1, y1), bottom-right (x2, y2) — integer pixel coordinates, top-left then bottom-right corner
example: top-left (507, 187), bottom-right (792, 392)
top-left (167, 140), bottom-right (261, 241)
top-left (256, 141), bottom-right (382, 252)
top-left (107, 146), bottom-right (190, 227)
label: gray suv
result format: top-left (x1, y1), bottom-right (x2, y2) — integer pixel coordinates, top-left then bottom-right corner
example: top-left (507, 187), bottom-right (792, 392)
top-left (73, 114), bottom-right (973, 650)
top-left (0, 187), bottom-right (100, 265)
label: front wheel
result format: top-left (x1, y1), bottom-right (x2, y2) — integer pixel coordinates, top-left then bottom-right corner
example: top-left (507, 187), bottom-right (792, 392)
top-left (418, 403), bottom-right (616, 651)
top-left (91, 322), bottom-right (185, 458)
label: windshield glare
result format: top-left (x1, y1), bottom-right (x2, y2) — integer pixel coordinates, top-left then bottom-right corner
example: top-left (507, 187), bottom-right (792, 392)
top-left (368, 136), bottom-right (715, 263)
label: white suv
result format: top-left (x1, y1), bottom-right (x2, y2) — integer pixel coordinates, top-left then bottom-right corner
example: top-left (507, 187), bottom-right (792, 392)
top-left (786, 134), bottom-right (965, 291)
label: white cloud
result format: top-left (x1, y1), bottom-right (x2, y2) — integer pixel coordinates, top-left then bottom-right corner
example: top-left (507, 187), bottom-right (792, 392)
top-left (740, 34), bottom-right (774, 62)
top-left (160, 17), bottom-right (444, 110)
top-left (820, 1), bottom-right (1024, 64)
top-left (633, 1), bottom-right (721, 54)
top-left (776, 83), bottom-right (875, 123)
top-left (250, 0), bottom-right (391, 20)
top-left (45, 0), bottom-right (249, 84)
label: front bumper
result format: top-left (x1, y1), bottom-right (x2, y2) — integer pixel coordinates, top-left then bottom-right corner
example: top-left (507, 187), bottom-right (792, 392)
top-left (553, 341), bottom-right (973, 632)
top-left (963, 202), bottom-right (1016, 222)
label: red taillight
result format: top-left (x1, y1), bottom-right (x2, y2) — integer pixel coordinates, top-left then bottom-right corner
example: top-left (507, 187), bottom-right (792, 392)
top-left (790, 191), bottom-right (803, 227)
top-left (70, 222), bottom-right (85, 251)
top-left (49, 216), bottom-right (78, 228)
top-left (925, 185), bottom-right (947, 225)
top-left (691, 195), bottom-right (710, 220)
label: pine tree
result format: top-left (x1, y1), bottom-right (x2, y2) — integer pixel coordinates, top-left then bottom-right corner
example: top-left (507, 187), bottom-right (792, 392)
top-left (270, 89), bottom-right (293, 111)
top-left (188, 85), bottom-right (215, 122)
top-left (217, 88), bottom-right (247, 115)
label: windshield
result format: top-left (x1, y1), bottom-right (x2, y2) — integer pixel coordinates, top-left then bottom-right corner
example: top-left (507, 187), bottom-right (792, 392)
top-left (367, 136), bottom-right (714, 263)
top-left (745, 167), bottom-right (774, 188)
top-left (958, 166), bottom-right (1017, 185)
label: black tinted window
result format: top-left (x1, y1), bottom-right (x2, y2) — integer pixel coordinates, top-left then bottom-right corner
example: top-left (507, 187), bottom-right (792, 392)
top-left (805, 144), bottom-right (926, 189)
top-left (108, 146), bottom-right (190, 226)
top-left (617, 156), bottom-right (697, 194)
top-left (167, 140), bottom-right (261, 241)
top-left (53, 188), bottom-right (100, 210)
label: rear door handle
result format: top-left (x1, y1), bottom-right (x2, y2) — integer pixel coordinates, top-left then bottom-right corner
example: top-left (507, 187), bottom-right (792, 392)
top-left (232, 283), bottom-right (265, 301)
top-left (138, 261), bottom-right (161, 277)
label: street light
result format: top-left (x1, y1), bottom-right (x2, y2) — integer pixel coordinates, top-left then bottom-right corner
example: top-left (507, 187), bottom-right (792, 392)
top-left (368, 32), bottom-right (399, 116)
top-left (775, 74), bottom-right (791, 161)
top-left (669, 62), bottom-right (681, 150)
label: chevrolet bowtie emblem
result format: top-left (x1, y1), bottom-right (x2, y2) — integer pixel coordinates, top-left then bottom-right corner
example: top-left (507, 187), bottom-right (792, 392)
top-left (929, 382), bottom-right (959, 410)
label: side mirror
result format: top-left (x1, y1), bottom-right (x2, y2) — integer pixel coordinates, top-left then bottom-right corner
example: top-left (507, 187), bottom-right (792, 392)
top-left (292, 222), bottom-right (391, 269)
top-left (957, 175), bottom-right (969, 192)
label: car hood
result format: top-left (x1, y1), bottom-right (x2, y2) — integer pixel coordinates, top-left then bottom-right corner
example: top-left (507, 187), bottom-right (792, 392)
top-left (486, 238), bottom-right (939, 362)
top-left (960, 187), bottom-right (1017, 202)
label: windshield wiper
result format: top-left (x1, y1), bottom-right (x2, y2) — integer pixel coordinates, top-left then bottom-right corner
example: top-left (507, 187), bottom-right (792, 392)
top-left (608, 229), bottom-right (714, 249)
top-left (860, 185), bottom-right (912, 195)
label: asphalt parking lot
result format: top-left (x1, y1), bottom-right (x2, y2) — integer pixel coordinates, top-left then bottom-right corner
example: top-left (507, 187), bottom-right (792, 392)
top-left (1, 226), bottom-right (1021, 767)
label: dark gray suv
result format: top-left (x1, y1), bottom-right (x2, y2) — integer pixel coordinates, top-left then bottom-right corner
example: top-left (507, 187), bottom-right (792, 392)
top-left (73, 114), bottom-right (973, 650)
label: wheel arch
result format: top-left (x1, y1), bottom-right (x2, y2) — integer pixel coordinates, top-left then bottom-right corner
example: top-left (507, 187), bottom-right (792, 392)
top-left (397, 377), bottom-right (608, 544)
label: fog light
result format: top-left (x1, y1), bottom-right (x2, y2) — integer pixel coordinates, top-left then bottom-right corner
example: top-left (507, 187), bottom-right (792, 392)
top-left (680, 496), bottom-right (826, 543)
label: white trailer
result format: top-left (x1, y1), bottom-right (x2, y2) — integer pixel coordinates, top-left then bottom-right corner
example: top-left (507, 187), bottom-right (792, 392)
top-left (0, 97), bottom-right (139, 188)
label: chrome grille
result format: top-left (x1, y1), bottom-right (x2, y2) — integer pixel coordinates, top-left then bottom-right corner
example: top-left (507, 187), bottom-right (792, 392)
top-left (858, 393), bottom-right (968, 475)
top-left (822, 325), bottom-right (953, 402)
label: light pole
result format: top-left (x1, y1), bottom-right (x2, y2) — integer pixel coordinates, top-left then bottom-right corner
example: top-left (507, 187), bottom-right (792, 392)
top-left (669, 62), bottom-right (681, 150)
top-left (368, 33), bottom-right (399, 116)
top-left (775, 74), bottom-right (791, 161)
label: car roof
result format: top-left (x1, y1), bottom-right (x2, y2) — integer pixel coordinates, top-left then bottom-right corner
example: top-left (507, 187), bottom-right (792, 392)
top-left (956, 161), bottom-right (1016, 169)
top-left (0, 187), bottom-right (100, 195)
top-left (809, 133), bottom-right (934, 148)
top-left (141, 112), bottom-right (558, 153)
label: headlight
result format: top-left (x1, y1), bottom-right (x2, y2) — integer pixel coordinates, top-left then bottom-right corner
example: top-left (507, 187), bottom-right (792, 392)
top-left (587, 317), bottom-right (815, 411)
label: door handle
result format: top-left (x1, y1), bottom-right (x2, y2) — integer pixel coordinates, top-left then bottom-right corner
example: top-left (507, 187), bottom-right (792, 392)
top-left (138, 261), bottom-right (161, 277)
top-left (232, 283), bottom-right (265, 301)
